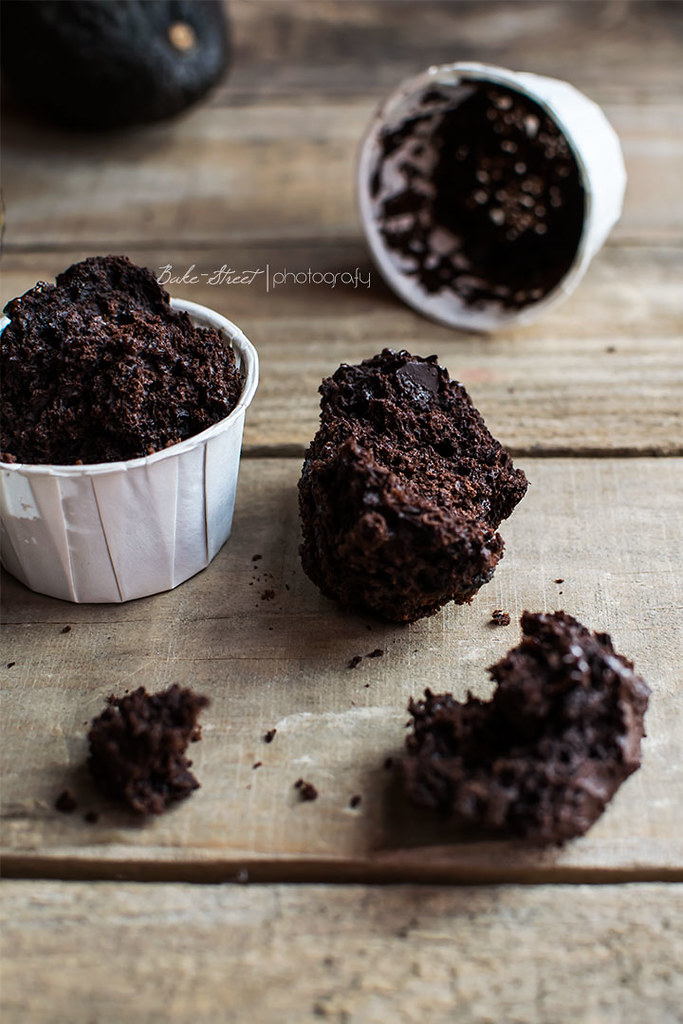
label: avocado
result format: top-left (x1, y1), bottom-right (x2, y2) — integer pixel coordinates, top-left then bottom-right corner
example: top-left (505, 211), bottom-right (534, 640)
top-left (1, 0), bottom-right (231, 129)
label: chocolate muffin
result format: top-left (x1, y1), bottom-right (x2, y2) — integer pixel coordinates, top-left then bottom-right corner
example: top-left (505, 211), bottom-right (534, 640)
top-left (88, 684), bottom-right (209, 815)
top-left (298, 349), bottom-right (527, 622)
top-left (1, 255), bottom-right (243, 465)
top-left (402, 611), bottom-right (651, 843)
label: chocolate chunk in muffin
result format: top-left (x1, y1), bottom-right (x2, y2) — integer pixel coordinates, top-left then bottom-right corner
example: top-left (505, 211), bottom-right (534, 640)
top-left (402, 611), bottom-right (651, 843)
top-left (87, 684), bottom-right (209, 815)
top-left (1, 255), bottom-right (243, 465)
top-left (298, 349), bottom-right (527, 622)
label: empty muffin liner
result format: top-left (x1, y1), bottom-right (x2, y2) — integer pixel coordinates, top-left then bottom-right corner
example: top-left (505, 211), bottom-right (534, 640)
top-left (0, 299), bottom-right (259, 603)
top-left (358, 61), bottom-right (627, 331)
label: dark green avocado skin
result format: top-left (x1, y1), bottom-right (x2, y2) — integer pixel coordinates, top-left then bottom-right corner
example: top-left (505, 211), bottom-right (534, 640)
top-left (1, 0), bottom-right (231, 129)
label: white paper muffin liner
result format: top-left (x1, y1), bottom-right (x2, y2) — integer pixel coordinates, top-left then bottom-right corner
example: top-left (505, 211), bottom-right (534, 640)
top-left (0, 298), bottom-right (259, 603)
top-left (358, 62), bottom-right (627, 331)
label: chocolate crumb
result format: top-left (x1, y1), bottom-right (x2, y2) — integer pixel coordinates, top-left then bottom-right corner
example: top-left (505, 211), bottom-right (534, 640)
top-left (263, 729), bottom-right (277, 744)
top-left (261, 589), bottom-right (275, 601)
top-left (490, 609), bottom-right (511, 626)
top-left (252, 554), bottom-right (262, 561)
top-left (349, 794), bottom-right (362, 809)
top-left (7, 662), bottom-right (15, 669)
top-left (88, 684), bottom-right (209, 815)
top-left (83, 810), bottom-right (99, 824)
top-left (253, 761), bottom-right (262, 770)
top-left (55, 790), bottom-right (78, 814)
top-left (367, 648), bottom-right (384, 659)
top-left (294, 778), bottom-right (318, 802)
top-left (61, 625), bottom-right (72, 634)
top-left (554, 578), bottom-right (564, 584)
top-left (348, 655), bottom-right (363, 670)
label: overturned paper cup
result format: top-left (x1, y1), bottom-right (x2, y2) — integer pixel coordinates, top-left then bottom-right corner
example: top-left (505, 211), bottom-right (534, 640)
top-left (358, 62), bottom-right (626, 332)
top-left (0, 299), bottom-right (258, 603)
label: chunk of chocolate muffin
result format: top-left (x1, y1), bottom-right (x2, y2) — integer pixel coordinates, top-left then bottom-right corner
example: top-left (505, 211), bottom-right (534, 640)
top-left (1, 255), bottom-right (243, 464)
top-left (402, 611), bottom-right (651, 843)
top-left (298, 349), bottom-right (527, 622)
top-left (87, 684), bottom-right (209, 815)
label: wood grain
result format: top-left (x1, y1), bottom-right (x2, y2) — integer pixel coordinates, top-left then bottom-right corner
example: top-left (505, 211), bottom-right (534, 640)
top-left (2, 458), bottom-right (681, 882)
top-left (2, 245), bottom-right (682, 457)
top-left (222, 0), bottom-right (683, 103)
top-left (1, 1), bottom-right (681, 1013)
top-left (2, 99), bottom-right (682, 249)
top-left (2, 881), bottom-right (682, 1024)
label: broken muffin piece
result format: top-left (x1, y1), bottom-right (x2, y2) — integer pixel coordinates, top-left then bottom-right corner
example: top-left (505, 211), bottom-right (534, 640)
top-left (1, 254), bottom-right (243, 465)
top-left (402, 611), bottom-right (651, 843)
top-left (87, 684), bottom-right (209, 815)
top-left (298, 349), bottom-right (527, 622)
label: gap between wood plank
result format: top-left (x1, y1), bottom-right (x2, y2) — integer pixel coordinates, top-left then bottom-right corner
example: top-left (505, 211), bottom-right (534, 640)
top-left (2, 855), bottom-right (683, 886)
top-left (3, 237), bottom-right (682, 255)
top-left (240, 445), bottom-right (683, 460)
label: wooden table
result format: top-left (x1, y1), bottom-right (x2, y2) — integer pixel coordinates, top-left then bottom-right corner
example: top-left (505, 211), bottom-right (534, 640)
top-left (2, 3), bottom-right (682, 1021)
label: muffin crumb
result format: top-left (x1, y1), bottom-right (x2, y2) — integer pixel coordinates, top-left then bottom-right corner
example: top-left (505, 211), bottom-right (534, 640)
top-left (55, 790), bottom-right (78, 814)
top-left (294, 779), bottom-right (318, 802)
top-left (88, 684), bottom-right (209, 815)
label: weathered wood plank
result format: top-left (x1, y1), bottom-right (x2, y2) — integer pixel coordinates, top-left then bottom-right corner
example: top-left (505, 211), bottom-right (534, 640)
top-left (2, 881), bottom-right (682, 1024)
top-left (221, 0), bottom-right (683, 103)
top-left (2, 458), bottom-right (681, 881)
top-left (2, 246), bottom-right (681, 456)
top-left (2, 99), bottom-right (681, 248)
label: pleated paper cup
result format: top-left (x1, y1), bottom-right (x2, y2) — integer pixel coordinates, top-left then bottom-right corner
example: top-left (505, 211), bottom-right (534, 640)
top-left (0, 298), bottom-right (258, 603)
top-left (358, 62), bottom-right (627, 331)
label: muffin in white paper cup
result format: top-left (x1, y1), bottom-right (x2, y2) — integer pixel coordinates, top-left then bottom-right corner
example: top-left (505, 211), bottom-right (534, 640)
top-left (0, 298), bottom-right (258, 603)
top-left (358, 62), bottom-right (626, 332)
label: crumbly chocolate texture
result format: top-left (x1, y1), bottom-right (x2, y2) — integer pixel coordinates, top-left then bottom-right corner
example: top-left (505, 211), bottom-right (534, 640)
top-left (87, 684), bottom-right (209, 815)
top-left (402, 611), bottom-right (651, 843)
top-left (372, 82), bottom-right (584, 310)
top-left (1, 255), bottom-right (243, 464)
top-left (298, 349), bottom-right (527, 622)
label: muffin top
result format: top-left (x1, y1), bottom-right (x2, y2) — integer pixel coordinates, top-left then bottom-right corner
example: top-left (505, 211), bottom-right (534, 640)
top-left (1, 255), bottom-right (243, 465)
